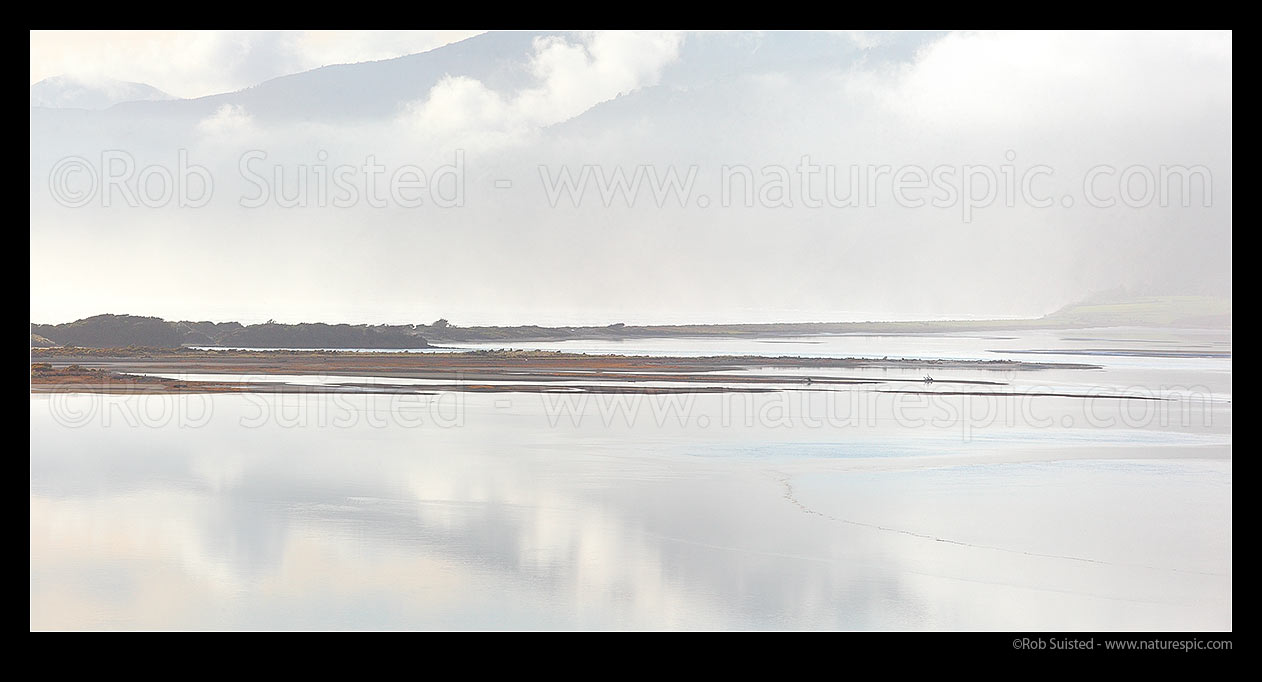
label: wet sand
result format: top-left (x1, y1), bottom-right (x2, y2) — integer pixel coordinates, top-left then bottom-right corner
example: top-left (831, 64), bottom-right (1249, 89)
top-left (30, 348), bottom-right (1100, 396)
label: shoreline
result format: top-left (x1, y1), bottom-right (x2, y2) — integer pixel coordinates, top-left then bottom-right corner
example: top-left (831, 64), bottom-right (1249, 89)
top-left (29, 348), bottom-right (1115, 397)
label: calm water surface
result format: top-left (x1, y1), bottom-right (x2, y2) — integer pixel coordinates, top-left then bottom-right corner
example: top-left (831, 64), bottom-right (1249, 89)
top-left (30, 328), bottom-right (1231, 629)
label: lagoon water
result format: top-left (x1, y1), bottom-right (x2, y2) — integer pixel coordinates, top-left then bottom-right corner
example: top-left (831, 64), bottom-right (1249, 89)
top-left (30, 328), bottom-right (1231, 629)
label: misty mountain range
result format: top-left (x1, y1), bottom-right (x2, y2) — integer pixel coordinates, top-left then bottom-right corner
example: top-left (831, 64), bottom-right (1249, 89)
top-left (31, 32), bottom-right (925, 121)
top-left (30, 75), bottom-right (174, 110)
top-left (29, 31), bottom-right (1232, 326)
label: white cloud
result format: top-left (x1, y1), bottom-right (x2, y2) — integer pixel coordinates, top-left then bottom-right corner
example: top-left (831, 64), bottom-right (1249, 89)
top-left (196, 104), bottom-right (255, 137)
top-left (874, 30), bottom-right (1232, 132)
top-left (403, 31), bottom-right (684, 145)
top-left (409, 76), bottom-right (518, 140)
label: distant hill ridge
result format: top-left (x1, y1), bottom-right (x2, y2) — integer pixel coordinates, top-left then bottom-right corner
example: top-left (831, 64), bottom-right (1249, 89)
top-left (29, 297), bottom-right (1231, 349)
top-left (30, 75), bottom-right (175, 110)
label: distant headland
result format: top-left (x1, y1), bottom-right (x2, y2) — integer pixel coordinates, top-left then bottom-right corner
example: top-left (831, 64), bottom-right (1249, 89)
top-left (30, 295), bottom-right (1231, 350)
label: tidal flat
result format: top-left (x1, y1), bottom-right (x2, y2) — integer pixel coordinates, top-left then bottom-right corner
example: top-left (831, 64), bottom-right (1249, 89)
top-left (29, 329), bottom-right (1231, 630)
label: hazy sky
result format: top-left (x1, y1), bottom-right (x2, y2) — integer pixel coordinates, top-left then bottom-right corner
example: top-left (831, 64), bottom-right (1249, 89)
top-left (29, 30), bottom-right (1232, 326)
